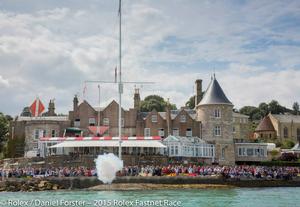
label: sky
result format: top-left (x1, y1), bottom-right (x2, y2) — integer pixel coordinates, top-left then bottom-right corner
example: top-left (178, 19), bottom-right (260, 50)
top-left (0, 0), bottom-right (300, 116)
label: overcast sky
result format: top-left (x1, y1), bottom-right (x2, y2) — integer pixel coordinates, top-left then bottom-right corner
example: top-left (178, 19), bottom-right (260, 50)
top-left (0, 0), bottom-right (300, 116)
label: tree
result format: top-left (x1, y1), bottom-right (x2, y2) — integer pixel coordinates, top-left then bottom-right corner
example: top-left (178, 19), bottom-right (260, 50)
top-left (185, 96), bottom-right (195, 109)
top-left (268, 100), bottom-right (290, 114)
top-left (292, 102), bottom-right (299, 115)
top-left (0, 112), bottom-right (9, 153)
top-left (239, 106), bottom-right (262, 120)
top-left (258, 102), bottom-right (269, 116)
top-left (140, 95), bottom-right (176, 112)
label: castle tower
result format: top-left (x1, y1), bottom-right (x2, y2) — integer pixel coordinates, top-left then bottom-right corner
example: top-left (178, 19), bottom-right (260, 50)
top-left (196, 75), bottom-right (235, 165)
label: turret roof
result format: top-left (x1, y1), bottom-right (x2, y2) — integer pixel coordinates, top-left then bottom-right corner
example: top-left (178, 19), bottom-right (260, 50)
top-left (198, 75), bottom-right (232, 106)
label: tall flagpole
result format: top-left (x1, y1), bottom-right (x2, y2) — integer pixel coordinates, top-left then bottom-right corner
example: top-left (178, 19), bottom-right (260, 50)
top-left (118, 0), bottom-right (123, 159)
top-left (97, 85), bottom-right (101, 128)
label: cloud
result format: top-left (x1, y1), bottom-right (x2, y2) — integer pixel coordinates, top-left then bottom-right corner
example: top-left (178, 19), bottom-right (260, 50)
top-left (0, 0), bottom-right (300, 116)
top-left (0, 75), bottom-right (9, 87)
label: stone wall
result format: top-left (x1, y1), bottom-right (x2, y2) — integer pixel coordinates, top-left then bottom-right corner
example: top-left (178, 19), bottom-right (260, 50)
top-left (196, 104), bottom-right (235, 165)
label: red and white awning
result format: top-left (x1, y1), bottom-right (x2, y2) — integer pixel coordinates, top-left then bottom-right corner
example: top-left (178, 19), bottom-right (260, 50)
top-left (39, 136), bottom-right (162, 142)
top-left (42, 136), bottom-right (166, 148)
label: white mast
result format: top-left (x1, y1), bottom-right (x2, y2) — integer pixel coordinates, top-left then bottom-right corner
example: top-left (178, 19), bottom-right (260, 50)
top-left (118, 0), bottom-right (123, 159)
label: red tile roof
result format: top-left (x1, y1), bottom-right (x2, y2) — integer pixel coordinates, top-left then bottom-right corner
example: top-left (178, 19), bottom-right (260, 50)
top-left (255, 116), bottom-right (275, 132)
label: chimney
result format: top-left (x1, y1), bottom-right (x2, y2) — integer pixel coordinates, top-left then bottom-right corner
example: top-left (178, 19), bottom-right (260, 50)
top-left (166, 99), bottom-right (172, 136)
top-left (73, 95), bottom-right (79, 112)
top-left (48, 99), bottom-right (56, 116)
top-left (134, 88), bottom-right (141, 110)
top-left (195, 79), bottom-right (202, 107)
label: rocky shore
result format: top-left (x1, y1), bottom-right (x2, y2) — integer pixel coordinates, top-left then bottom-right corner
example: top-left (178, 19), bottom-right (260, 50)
top-left (1, 176), bottom-right (300, 192)
top-left (0, 179), bottom-right (64, 192)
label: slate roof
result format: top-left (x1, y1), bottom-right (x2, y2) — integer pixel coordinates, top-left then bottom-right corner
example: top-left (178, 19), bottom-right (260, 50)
top-left (198, 76), bottom-right (232, 106)
top-left (271, 114), bottom-right (300, 123)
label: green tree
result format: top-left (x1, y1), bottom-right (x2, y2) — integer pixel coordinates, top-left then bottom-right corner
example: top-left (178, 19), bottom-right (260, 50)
top-left (281, 139), bottom-right (295, 149)
top-left (268, 100), bottom-right (290, 114)
top-left (185, 96), bottom-right (195, 109)
top-left (0, 113), bottom-right (9, 151)
top-left (239, 106), bottom-right (262, 120)
top-left (4, 136), bottom-right (25, 158)
top-left (258, 102), bottom-right (269, 116)
top-left (140, 95), bottom-right (176, 112)
top-left (292, 102), bottom-right (299, 115)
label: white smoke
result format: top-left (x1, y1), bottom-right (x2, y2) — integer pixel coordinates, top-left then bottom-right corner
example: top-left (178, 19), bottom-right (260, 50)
top-left (95, 153), bottom-right (124, 184)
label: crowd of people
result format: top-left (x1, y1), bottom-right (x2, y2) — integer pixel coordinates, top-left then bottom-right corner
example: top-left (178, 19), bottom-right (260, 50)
top-left (0, 165), bottom-right (299, 180)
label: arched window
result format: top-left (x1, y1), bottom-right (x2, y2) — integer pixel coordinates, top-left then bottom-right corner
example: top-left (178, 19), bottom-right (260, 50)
top-left (283, 127), bottom-right (288, 138)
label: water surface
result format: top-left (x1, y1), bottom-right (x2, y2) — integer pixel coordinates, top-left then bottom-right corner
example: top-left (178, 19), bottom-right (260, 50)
top-left (0, 187), bottom-right (299, 207)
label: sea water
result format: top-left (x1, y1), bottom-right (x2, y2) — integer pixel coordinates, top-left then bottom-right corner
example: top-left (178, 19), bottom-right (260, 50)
top-left (0, 188), bottom-right (299, 207)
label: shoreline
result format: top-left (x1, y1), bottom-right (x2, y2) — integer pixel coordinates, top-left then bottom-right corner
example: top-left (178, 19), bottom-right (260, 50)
top-left (1, 176), bottom-right (300, 191)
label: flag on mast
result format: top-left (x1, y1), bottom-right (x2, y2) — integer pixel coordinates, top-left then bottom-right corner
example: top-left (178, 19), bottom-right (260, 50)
top-left (30, 97), bottom-right (45, 117)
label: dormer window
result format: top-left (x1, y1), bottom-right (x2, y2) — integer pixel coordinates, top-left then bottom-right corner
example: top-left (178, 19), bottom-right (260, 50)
top-left (180, 115), bottom-right (186, 123)
top-left (214, 109), bottom-right (221, 118)
top-left (151, 115), bottom-right (157, 123)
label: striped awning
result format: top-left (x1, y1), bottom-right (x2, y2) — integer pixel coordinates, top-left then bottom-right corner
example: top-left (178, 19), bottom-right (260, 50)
top-left (39, 136), bottom-right (162, 142)
top-left (49, 140), bottom-right (166, 148)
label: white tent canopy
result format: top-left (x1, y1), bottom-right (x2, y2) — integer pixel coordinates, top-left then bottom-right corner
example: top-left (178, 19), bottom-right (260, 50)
top-left (49, 140), bottom-right (167, 148)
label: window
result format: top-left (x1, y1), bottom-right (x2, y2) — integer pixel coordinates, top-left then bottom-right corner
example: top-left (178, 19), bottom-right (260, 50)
top-left (180, 115), bottom-right (186, 123)
top-left (51, 129), bottom-right (56, 137)
top-left (151, 115), bottom-right (157, 123)
top-left (74, 118), bottom-right (80, 127)
top-left (255, 148), bottom-right (260, 156)
top-left (34, 129), bottom-right (39, 139)
top-left (214, 126), bottom-right (221, 136)
top-left (103, 118), bottom-right (109, 126)
top-left (171, 146), bottom-right (174, 155)
top-left (158, 128), bottom-right (164, 138)
top-left (214, 109), bottom-right (221, 118)
top-left (284, 127), bottom-right (288, 138)
top-left (186, 128), bottom-right (192, 137)
top-left (144, 128), bottom-right (150, 136)
top-left (34, 129), bottom-right (45, 139)
top-left (89, 118), bottom-right (96, 126)
top-left (238, 148), bottom-right (242, 156)
top-left (173, 128), bottom-right (179, 136)
top-left (260, 149), bottom-right (265, 157)
top-left (247, 148), bottom-right (254, 156)
top-left (175, 146), bottom-right (178, 155)
top-left (233, 126), bottom-right (236, 133)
